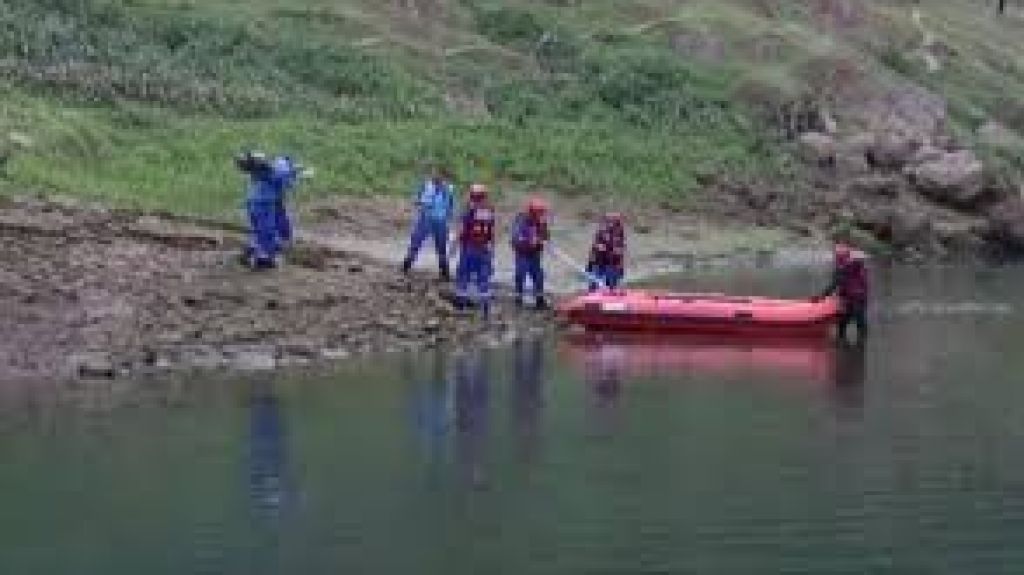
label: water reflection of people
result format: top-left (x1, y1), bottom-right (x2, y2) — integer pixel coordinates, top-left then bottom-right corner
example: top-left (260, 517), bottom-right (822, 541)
top-left (407, 349), bottom-right (453, 463)
top-left (454, 349), bottom-right (491, 489)
top-left (510, 338), bottom-right (546, 464)
top-left (832, 341), bottom-right (867, 409)
top-left (581, 343), bottom-right (625, 435)
top-left (247, 377), bottom-right (292, 521)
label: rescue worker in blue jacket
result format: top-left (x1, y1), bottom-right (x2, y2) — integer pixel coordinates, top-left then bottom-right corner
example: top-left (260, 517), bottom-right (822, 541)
top-left (815, 243), bottom-right (870, 344)
top-left (510, 197), bottom-right (551, 310)
top-left (402, 167), bottom-right (456, 280)
top-left (587, 212), bottom-right (627, 291)
top-left (236, 151), bottom-right (301, 270)
top-left (454, 184), bottom-right (496, 317)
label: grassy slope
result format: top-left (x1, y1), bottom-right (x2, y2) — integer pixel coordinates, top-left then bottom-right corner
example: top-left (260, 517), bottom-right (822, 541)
top-left (0, 0), bottom-right (1022, 217)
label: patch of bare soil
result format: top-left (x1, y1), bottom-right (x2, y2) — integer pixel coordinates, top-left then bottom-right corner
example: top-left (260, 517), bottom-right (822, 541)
top-left (0, 196), bottom-right (554, 383)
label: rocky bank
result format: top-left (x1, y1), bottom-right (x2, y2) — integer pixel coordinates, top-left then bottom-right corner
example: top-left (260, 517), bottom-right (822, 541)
top-left (0, 196), bottom-right (557, 382)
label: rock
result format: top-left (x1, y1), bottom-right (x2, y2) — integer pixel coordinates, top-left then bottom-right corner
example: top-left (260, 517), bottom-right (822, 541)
top-left (977, 121), bottom-right (1021, 149)
top-left (909, 144), bottom-right (945, 165)
top-left (71, 352), bottom-right (116, 379)
top-left (278, 339), bottom-right (319, 359)
top-left (797, 132), bottom-right (836, 167)
top-left (423, 319), bottom-right (441, 334)
top-left (889, 208), bottom-right (933, 248)
top-left (932, 220), bottom-right (985, 252)
top-left (227, 348), bottom-right (277, 371)
top-left (321, 348), bottom-right (350, 360)
top-left (847, 175), bottom-right (902, 198)
top-left (865, 135), bottom-right (920, 171)
top-left (985, 200), bottom-right (1024, 254)
top-left (906, 150), bottom-right (986, 207)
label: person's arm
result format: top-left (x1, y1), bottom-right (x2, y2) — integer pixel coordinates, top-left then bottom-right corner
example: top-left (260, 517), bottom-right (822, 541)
top-left (817, 267), bottom-right (842, 299)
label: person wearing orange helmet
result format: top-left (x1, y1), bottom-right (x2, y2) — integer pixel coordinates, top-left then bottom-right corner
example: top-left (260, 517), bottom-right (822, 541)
top-left (586, 212), bottom-right (627, 291)
top-left (815, 242), bottom-right (870, 343)
top-left (454, 183), bottom-right (497, 316)
top-left (510, 197), bottom-right (551, 309)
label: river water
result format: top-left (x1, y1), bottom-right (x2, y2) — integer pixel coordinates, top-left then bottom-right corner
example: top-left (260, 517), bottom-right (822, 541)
top-left (2, 266), bottom-right (1023, 574)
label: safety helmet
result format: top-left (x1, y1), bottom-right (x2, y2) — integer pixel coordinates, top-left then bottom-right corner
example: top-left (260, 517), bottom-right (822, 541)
top-left (526, 197), bottom-right (548, 215)
top-left (603, 212), bottom-right (623, 225)
top-left (850, 249), bottom-right (867, 262)
top-left (469, 183), bottom-right (489, 201)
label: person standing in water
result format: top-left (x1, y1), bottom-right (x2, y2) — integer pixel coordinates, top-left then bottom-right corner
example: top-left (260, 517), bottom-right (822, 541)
top-left (816, 243), bottom-right (870, 344)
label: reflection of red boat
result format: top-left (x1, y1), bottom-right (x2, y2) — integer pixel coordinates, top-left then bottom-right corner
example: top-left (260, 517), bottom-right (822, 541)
top-left (559, 290), bottom-right (840, 338)
top-left (561, 332), bottom-right (839, 384)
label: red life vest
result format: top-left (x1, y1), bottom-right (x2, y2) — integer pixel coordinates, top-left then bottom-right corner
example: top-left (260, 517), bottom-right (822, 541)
top-left (591, 225), bottom-right (626, 269)
top-left (461, 202), bottom-right (495, 248)
top-left (839, 260), bottom-right (869, 302)
top-left (512, 212), bottom-right (550, 255)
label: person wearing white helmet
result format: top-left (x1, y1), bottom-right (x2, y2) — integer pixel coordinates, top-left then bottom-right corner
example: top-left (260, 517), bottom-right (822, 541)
top-left (454, 183), bottom-right (496, 317)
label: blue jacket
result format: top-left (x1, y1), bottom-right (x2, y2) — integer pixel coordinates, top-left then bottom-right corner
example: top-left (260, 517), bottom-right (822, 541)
top-left (247, 156), bottom-right (299, 203)
top-left (415, 179), bottom-right (455, 224)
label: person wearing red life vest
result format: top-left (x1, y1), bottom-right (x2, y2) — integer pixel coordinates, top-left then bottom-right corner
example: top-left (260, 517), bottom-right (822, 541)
top-left (587, 212), bottom-right (627, 291)
top-left (816, 243), bottom-right (870, 343)
top-left (455, 184), bottom-right (496, 316)
top-left (510, 197), bottom-right (551, 310)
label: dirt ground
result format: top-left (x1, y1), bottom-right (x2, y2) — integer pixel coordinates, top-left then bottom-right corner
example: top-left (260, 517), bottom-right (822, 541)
top-left (0, 193), bottom-right (812, 382)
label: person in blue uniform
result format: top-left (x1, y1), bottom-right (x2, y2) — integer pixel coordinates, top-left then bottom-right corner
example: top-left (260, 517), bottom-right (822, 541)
top-left (401, 167), bottom-right (456, 280)
top-left (236, 151), bottom-right (302, 270)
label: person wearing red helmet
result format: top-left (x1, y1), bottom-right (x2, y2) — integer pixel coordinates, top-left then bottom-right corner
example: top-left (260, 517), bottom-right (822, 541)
top-left (510, 197), bottom-right (551, 309)
top-left (455, 183), bottom-right (496, 316)
top-left (587, 212), bottom-right (627, 291)
top-left (816, 242), bottom-right (870, 343)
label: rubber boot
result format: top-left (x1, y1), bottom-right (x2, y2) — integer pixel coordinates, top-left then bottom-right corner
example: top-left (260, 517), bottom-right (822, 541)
top-left (401, 258), bottom-right (412, 275)
top-left (535, 296), bottom-right (549, 311)
top-left (439, 263), bottom-right (451, 282)
top-left (515, 294), bottom-right (525, 308)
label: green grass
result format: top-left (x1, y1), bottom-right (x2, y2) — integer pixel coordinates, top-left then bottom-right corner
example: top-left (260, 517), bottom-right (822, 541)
top-left (1, 0), bottom-right (1023, 217)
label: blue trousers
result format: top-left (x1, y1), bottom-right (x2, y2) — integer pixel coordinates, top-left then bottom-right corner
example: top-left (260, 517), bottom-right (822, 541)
top-left (275, 200), bottom-right (292, 246)
top-left (590, 265), bottom-right (624, 291)
top-left (405, 216), bottom-right (449, 269)
top-left (515, 253), bottom-right (545, 298)
top-left (456, 247), bottom-right (492, 305)
top-left (248, 199), bottom-right (280, 262)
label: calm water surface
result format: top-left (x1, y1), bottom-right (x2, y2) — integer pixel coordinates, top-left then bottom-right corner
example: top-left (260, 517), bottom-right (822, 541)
top-left (2, 266), bottom-right (1024, 574)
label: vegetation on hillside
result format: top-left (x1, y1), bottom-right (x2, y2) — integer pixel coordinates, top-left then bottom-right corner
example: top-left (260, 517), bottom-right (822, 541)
top-left (0, 0), bottom-right (1021, 216)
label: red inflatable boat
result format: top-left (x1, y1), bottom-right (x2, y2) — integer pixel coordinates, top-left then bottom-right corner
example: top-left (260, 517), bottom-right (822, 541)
top-left (559, 290), bottom-right (840, 338)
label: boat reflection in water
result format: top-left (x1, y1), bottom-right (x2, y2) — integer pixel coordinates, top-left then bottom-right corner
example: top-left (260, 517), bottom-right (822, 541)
top-left (561, 332), bottom-right (867, 401)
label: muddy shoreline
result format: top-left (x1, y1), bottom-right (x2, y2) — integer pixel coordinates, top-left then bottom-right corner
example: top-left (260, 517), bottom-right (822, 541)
top-left (0, 192), bottom-right (1009, 383)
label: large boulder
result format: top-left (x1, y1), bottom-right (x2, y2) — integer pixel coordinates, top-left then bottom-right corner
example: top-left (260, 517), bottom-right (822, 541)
top-left (865, 135), bottom-right (920, 171)
top-left (985, 200), bottom-right (1024, 254)
top-left (906, 150), bottom-right (986, 208)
